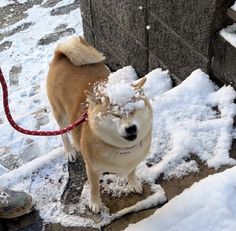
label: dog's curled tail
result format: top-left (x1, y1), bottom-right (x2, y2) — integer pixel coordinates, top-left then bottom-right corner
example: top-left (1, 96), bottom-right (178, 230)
top-left (55, 36), bottom-right (105, 66)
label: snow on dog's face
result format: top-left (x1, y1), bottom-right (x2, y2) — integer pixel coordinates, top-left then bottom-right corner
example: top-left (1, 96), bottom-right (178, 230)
top-left (85, 78), bottom-right (152, 148)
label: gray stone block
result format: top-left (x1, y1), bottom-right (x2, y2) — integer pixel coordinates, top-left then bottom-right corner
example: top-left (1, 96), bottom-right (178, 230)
top-left (80, 0), bottom-right (93, 28)
top-left (96, 37), bottom-right (124, 71)
top-left (212, 34), bottom-right (236, 88)
top-left (91, 1), bottom-right (148, 76)
top-left (93, 0), bottom-right (147, 45)
top-left (82, 22), bottom-right (95, 47)
top-left (149, 0), bottom-right (230, 58)
top-left (148, 15), bottom-right (209, 80)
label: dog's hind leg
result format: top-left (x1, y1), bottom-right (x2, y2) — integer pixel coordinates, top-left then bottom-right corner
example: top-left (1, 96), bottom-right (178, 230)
top-left (53, 109), bottom-right (77, 162)
top-left (61, 132), bottom-right (77, 162)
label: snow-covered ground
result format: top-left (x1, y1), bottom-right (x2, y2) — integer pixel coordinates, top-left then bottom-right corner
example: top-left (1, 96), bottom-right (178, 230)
top-left (0, 0), bottom-right (82, 174)
top-left (231, 1), bottom-right (236, 11)
top-left (220, 1), bottom-right (236, 48)
top-left (0, 0), bottom-right (236, 230)
top-left (220, 24), bottom-right (236, 48)
top-left (126, 166), bottom-right (236, 231)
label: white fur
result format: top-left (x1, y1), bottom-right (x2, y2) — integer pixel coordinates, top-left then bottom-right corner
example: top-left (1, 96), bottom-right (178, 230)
top-left (89, 107), bottom-right (152, 149)
top-left (57, 36), bottom-right (105, 66)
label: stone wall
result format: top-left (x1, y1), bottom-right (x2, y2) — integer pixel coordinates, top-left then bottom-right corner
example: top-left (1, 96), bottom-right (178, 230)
top-left (80, 0), bottom-right (236, 86)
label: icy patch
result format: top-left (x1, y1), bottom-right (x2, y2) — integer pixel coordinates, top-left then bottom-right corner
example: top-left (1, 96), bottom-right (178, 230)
top-left (138, 69), bottom-right (236, 182)
top-left (220, 24), bottom-right (236, 48)
top-left (126, 166), bottom-right (236, 231)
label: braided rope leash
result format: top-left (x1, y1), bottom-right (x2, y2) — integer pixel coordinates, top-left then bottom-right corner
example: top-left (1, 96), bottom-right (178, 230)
top-left (0, 68), bottom-right (87, 136)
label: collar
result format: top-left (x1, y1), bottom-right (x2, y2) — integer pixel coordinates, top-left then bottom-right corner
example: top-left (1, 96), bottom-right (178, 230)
top-left (119, 141), bottom-right (143, 155)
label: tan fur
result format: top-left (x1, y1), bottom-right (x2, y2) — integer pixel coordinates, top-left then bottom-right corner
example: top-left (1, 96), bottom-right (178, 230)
top-left (47, 36), bottom-right (152, 214)
top-left (56, 36), bottom-right (105, 66)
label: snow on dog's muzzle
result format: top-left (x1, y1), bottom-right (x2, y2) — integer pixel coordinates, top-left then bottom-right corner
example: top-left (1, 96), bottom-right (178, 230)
top-left (123, 124), bottom-right (137, 141)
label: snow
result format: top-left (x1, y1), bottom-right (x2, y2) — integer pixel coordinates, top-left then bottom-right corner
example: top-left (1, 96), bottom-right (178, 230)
top-left (98, 66), bottom-right (146, 113)
top-left (126, 166), bottom-right (236, 231)
top-left (137, 69), bottom-right (236, 182)
top-left (0, 0), bottom-right (14, 7)
top-left (0, 0), bottom-right (82, 172)
top-left (220, 24), bottom-right (236, 48)
top-left (231, 1), bottom-right (236, 11)
top-left (143, 68), bottom-right (172, 99)
top-left (0, 147), bottom-right (166, 228)
top-left (0, 0), bottom-right (236, 229)
top-left (17, 0), bottom-right (28, 3)
top-left (104, 83), bottom-right (136, 106)
top-left (0, 65), bottom-right (235, 228)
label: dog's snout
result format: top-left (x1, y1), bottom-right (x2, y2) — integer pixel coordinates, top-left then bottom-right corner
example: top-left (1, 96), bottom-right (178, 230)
top-left (125, 124), bottom-right (137, 135)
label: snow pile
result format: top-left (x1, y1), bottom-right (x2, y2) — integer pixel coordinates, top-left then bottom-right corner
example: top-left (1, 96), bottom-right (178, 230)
top-left (231, 1), bottom-right (236, 11)
top-left (104, 83), bottom-right (136, 106)
top-left (95, 66), bottom-right (172, 115)
top-left (126, 166), bottom-right (236, 231)
top-left (0, 1), bottom-right (82, 173)
top-left (94, 66), bottom-right (145, 114)
top-left (143, 68), bottom-right (172, 99)
top-left (107, 66), bottom-right (138, 84)
top-left (220, 24), bottom-right (236, 48)
top-left (137, 69), bottom-right (236, 182)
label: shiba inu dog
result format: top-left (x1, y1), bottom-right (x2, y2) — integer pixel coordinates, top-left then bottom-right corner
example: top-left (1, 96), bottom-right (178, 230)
top-left (47, 36), bottom-right (152, 213)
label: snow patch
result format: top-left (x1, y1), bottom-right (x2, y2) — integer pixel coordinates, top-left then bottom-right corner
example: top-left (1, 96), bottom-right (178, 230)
top-left (220, 24), bottom-right (236, 48)
top-left (0, 1), bottom-right (82, 173)
top-left (138, 69), bottom-right (236, 183)
top-left (231, 1), bottom-right (236, 11)
top-left (126, 166), bottom-right (236, 231)
top-left (0, 0), bottom-right (14, 7)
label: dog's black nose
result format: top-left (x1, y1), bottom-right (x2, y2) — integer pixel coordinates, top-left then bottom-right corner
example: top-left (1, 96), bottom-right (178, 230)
top-left (125, 124), bottom-right (137, 135)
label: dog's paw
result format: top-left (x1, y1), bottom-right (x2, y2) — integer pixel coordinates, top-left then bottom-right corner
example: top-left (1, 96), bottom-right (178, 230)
top-left (89, 201), bottom-right (105, 214)
top-left (66, 150), bottom-right (77, 162)
top-left (128, 179), bottom-right (143, 194)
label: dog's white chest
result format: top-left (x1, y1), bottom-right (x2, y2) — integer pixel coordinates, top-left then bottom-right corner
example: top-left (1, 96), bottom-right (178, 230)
top-left (102, 135), bottom-right (151, 176)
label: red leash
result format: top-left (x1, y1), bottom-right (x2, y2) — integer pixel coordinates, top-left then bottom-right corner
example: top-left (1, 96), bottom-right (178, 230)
top-left (0, 68), bottom-right (87, 136)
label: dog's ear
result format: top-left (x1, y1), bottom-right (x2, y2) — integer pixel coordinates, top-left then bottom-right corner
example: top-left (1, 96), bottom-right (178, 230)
top-left (133, 77), bottom-right (146, 89)
top-left (84, 90), bottom-right (97, 106)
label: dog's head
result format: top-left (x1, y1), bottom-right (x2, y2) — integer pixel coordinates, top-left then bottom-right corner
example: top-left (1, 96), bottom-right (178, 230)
top-left (85, 78), bottom-right (152, 148)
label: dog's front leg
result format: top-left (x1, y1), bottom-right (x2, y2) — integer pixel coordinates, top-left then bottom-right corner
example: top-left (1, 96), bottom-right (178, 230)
top-left (127, 169), bottom-right (142, 194)
top-left (86, 167), bottom-right (103, 213)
